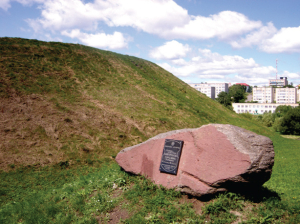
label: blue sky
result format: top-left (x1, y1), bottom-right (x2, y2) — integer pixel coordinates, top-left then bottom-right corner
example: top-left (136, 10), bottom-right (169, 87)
top-left (1, 0), bottom-right (300, 86)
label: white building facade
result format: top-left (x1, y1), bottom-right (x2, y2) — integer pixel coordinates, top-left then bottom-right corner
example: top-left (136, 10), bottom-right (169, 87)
top-left (253, 87), bottom-right (274, 103)
top-left (201, 86), bottom-right (215, 99)
top-left (275, 88), bottom-right (297, 104)
top-left (189, 83), bottom-right (228, 99)
top-left (232, 103), bottom-right (298, 114)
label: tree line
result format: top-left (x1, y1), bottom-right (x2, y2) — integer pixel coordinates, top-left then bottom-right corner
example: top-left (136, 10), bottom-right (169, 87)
top-left (256, 105), bottom-right (300, 135)
top-left (216, 84), bottom-right (249, 109)
top-left (216, 84), bottom-right (300, 135)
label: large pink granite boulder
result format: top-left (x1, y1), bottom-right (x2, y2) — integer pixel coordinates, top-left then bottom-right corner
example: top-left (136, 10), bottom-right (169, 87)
top-left (116, 124), bottom-right (275, 196)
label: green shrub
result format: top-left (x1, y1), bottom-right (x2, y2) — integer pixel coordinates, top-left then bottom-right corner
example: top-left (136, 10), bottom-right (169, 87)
top-left (261, 112), bottom-right (275, 127)
top-left (278, 107), bottom-right (300, 135)
top-left (272, 117), bottom-right (283, 132)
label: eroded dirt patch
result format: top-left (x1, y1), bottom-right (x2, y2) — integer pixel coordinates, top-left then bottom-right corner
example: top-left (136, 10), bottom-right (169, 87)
top-left (0, 94), bottom-right (149, 171)
top-left (108, 207), bottom-right (130, 224)
top-left (179, 194), bottom-right (205, 215)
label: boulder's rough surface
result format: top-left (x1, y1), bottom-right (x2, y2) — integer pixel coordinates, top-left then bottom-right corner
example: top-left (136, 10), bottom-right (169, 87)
top-left (116, 124), bottom-right (274, 196)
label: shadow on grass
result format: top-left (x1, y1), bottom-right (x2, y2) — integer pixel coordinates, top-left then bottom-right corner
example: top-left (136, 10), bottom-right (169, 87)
top-left (192, 186), bottom-right (281, 203)
top-left (231, 185), bottom-right (281, 203)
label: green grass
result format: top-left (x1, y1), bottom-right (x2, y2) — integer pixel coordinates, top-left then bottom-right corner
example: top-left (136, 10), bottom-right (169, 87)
top-left (0, 133), bottom-right (300, 223)
top-left (1, 37), bottom-right (300, 223)
top-left (1, 147), bottom-right (300, 223)
top-left (265, 134), bottom-right (300, 204)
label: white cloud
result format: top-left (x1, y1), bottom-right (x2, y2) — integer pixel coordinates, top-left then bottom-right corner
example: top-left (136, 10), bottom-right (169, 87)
top-left (62, 29), bottom-right (129, 49)
top-left (159, 49), bottom-right (276, 83)
top-left (230, 23), bottom-right (300, 53)
top-left (7, 0), bottom-right (300, 55)
top-left (159, 48), bottom-right (300, 85)
top-left (260, 26), bottom-right (300, 53)
top-left (30, 0), bottom-right (100, 31)
top-left (281, 71), bottom-right (300, 79)
top-left (198, 74), bottom-right (225, 79)
top-left (22, 0), bottom-right (262, 42)
top-left (26, 0), bottom-right (189, 33)
top-left (232, 76), bottom-right (272, 86)
top-left (170, 58), bottom-right (187, 66)
top-left (149, 40), bottom-right (191, 60)
top-left (0, 0), bottom-right (44, 10)
top-left (160, 11), bottom-right (262, 40)
top-left (0, 0), bottom-right (11, 10)
top-left (230, 22), bottom-right (277, 49)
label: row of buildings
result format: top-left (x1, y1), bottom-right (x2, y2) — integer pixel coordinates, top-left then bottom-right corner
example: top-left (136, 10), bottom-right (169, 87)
top-left (253, 86), bottom-right (297, 104)
top-left (232, 103), bottom-right (298, 114)
top-left (189, 77), bottom-right (299, 115)
top-left (189, 83), bottom-right (229, 100)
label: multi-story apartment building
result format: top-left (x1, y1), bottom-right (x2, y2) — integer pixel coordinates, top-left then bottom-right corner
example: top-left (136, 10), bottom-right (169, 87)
top-left (199, 87), bottom-right (215, 99)
top-left (275, 88), bottom-right (297, 104)
top-left (189, 84), bottom-right (215, 99)
top-left (252, 87), bottom-right (274, 103)
top-left (232, 103), bottom-right (298, 114)
top-left (189, 83), bottom-right (228, 98)
top-left (269, 77), bottom-right (288, 87)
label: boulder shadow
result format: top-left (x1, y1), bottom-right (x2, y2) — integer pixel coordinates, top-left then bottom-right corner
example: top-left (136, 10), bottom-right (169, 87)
top-left (187, 185), bottom-right (281, 203)
top-left (227, 185), bottom-right (281, 203)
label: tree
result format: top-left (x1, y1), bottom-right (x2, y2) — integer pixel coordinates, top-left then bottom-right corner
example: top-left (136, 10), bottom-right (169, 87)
top-left (216, 91), bottom-right (231, 107)
top-left (247, 86), bottom-right (253, 93)
top-left (229, 84), bottom-right (246, 103)
top-left (278, 107), bottom-right (300, 135)
top-left (275, 105), bottom-right (293, 117)
top-left (261, 112), bottom-right (275, 127)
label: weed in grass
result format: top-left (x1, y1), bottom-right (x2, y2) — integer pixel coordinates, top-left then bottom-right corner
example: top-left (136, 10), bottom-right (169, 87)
top-left (64, 117), bottom-right (73, 123)
top-left (58, 161), bottom-right (69, 169)
top-left (86, 158), bottom-right (93, 164)
top-left (61, 144), bottom-right (69, 150)
top-left (123, 176), bottom-right (203, 223)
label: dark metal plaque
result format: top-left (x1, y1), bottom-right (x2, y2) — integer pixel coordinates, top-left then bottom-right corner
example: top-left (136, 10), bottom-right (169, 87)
top-left (159, 139), bottom-right (183, 175)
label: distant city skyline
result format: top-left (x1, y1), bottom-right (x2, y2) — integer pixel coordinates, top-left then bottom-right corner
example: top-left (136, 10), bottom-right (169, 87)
top-left (1, 0), bottom-right (300, 86)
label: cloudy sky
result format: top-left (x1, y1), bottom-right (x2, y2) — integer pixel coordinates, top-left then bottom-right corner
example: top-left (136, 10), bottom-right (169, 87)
top-left (1, 0), bottom-right (300, 86)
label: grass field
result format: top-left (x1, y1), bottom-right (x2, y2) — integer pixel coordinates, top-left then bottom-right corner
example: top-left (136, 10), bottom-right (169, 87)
top-left (1, 133), bottom-right (300, 223)
top-left (1, 37), bottom-right (300, 223)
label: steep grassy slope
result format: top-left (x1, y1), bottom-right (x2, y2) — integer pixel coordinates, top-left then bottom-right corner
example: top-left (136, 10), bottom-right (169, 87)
top-left (0, 37), bottom-right (271, 170)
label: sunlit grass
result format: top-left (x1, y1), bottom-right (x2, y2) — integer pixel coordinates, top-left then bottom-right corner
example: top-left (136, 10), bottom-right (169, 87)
top-left (280, 135), bottom-right (300, 139)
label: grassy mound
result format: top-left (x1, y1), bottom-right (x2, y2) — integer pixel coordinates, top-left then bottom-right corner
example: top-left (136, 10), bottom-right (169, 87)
top-left (0, 37), bottom-right (270, 170)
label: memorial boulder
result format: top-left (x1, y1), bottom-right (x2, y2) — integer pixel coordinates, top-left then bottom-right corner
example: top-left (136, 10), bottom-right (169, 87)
top-left (116, 124), bottom-right (275, 197)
